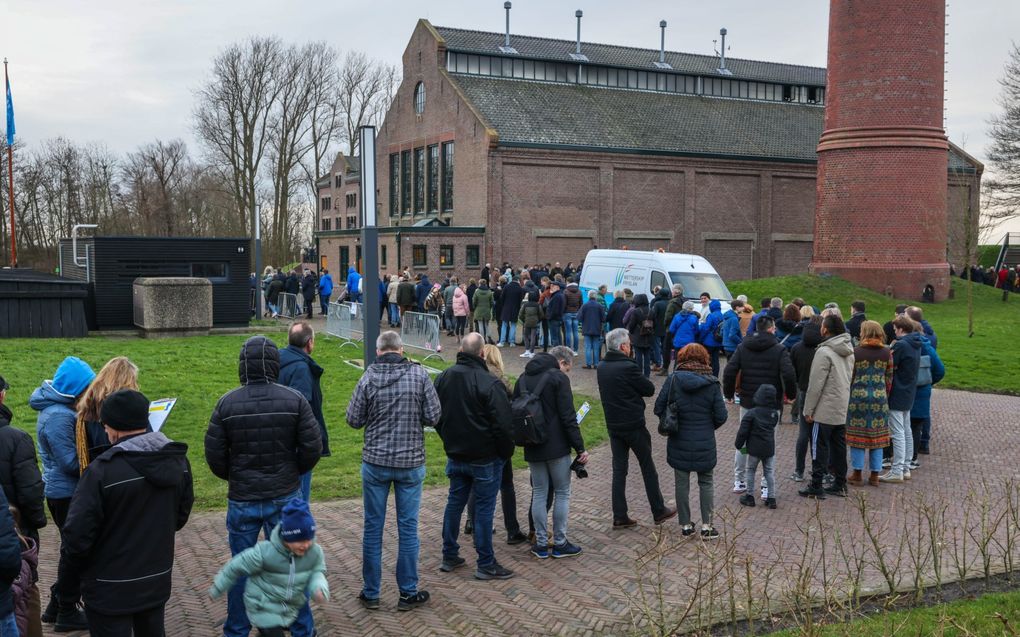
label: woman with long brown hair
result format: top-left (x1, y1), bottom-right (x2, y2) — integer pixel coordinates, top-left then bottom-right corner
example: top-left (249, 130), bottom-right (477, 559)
top-left (846, 321), bottom-right (892, 487)
top-left (75, 357), bottom-right (139, 473)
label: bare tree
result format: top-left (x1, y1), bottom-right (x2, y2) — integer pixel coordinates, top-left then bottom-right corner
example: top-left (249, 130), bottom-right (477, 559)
top-left (986, 41), bottom-right (1020, 230)
top-left (124, 139), bottom-right (189, 236)
top-left (194, 37), bottom-right (285, 234)
top-left (337, 51), bottom-right (400, 156)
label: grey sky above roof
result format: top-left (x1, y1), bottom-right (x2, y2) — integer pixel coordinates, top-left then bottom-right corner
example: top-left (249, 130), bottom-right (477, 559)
top-left (435, 25), bottom-right (826, 86)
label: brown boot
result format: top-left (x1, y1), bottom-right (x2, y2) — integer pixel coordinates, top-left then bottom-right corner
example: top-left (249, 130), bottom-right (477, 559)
top-left (868, 471), bottom-right (880, 487)
top-left (847, 470), bottom-right (863, 486)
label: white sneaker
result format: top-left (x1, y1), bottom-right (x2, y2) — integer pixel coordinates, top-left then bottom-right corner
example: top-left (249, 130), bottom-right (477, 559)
top-left (497, 342), bottom-right (506, 348)
top-left (761, 485), bottom-right (769, 500)
top-left (733, 481), bottom-right (746, 493)
top-left (519, 351), bottom-right (530, 358)
top-left (878, 472), bottom-right (904, 483)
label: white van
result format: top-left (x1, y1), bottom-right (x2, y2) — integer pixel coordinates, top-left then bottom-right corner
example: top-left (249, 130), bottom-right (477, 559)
top-left (578, 249), bottom-right (733, 315)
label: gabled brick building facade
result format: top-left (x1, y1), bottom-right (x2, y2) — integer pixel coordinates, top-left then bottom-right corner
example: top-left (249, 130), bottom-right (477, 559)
top-left (315, 18), bottom-right (981, 284)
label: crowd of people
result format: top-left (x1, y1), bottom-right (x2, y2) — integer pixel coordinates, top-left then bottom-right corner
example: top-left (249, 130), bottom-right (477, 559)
top-left (0, 254), bottom-right (952, 635)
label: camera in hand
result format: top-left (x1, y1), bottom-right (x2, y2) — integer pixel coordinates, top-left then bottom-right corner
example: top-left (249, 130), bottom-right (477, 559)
top-left (570, 456), bottom-right (588, 479)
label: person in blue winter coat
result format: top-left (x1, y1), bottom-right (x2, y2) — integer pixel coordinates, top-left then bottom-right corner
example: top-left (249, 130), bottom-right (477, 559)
top-left (669, 301), bottom-right (700, 352)
top-left (317, 269), bottom-right (334, 316)
top-left (721, 300), bottom-right (745, 356)
top-left (906, 306), bottom-right (938, 349)
top-left (416, 275), bottom-right (432, 313)
top-left (697, 300), bottom-right (725, 376)
top-left (578, 291), bottom-right (608, 369)
top-left (910, 334), bottom-right (944, 459)
top-left (31, 356), bottom-right (96, 631)
top-left (880, 317), bottom-right (923, 483)
top-left (347, 267), bottom-right (362, 303)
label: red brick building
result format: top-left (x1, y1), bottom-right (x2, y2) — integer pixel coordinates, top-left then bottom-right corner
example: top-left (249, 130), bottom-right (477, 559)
top-left (315, 18), bottom-right (980, 284)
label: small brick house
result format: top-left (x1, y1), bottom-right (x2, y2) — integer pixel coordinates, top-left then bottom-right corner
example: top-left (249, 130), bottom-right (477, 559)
top-left (314, 18), bottom-right (981, 285)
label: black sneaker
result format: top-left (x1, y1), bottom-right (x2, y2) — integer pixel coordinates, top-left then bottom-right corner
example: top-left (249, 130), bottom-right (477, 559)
top-left (701, 527), bottom-right (720, 540)
top-left (41, 598), bottom-right (58, 624)
top-left (397, 590), bottom-right (430, 611)
top-left (823, 485), bottom-right (848, 498)
top-left (357, 592), bottom-right (380, 610)
top-left (440, 555), bottom-right (466, 572)
top-left (798, 485), bottom-right (827, 499)
top-left (765, 498), bottom-right (777, 509)
top-left (507, 531), bottom-right (529, 545)
top-left (681, 524), bottom-right (696, 537)
top-left (54, 606), bottom-right (89, 632)
top-left (738, 494), bottom-right (756, 507)
top-left (475, 562), bottom-right (515, 580)
top-left (552, 541), bottom-right (582, 558)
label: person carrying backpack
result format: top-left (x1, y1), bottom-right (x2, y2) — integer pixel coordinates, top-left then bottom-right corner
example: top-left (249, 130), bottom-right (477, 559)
top-left (513, 349), bottom-right (588, 559)
top-left (625, 294), bottom-right (655, 378)
top-left (697, 300), bottom-right (725, 376)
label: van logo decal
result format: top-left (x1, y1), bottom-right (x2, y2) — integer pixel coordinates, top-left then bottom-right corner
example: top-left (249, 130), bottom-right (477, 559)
top-left (614, 265), bottom-right (635, 287)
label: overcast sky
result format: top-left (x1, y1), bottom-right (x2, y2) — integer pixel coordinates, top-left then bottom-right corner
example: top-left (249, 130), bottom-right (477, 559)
top-left (4, 0), bottom-right (1018, 230)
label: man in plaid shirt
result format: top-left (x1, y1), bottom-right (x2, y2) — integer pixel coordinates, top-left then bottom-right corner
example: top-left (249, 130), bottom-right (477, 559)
top-left (347, 331), bottom-right (441, 612)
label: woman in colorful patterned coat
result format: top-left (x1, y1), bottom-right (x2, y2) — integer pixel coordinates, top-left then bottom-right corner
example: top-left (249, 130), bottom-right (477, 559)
top-left (846, 320), bottom-right (893, 487)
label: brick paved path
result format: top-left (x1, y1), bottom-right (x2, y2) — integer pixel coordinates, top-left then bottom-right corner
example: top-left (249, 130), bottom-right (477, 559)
top-left (37, 326), bottom-right (1020, 635)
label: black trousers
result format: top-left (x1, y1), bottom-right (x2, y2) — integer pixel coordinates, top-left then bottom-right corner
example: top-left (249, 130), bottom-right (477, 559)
top-left (609, 428), bottom-right (667, 521)
top-left (809, 423), bottom-right (847, 490)
top-left (257, 628), bottom-right (286, 637)
top-left (46, 498), bottom-right (80, 608)
top-left (85, 603), bottom-right (165, 637)
top-left (466, 460), bottom-right (520, 535)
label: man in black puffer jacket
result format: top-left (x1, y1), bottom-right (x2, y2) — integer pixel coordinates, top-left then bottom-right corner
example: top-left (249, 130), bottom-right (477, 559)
top-left (597, 328), bottom-right (676, 529)
top-left (0, 376), bottom-right (46, 541)
top-left (789, 320), bottom-right (823, 481)
top-left (0, 488), bottom-right (23, 636)
top-left (205, 336), bottom-right (321, 637)
top-left (722, 316), bottom-right (796, 495)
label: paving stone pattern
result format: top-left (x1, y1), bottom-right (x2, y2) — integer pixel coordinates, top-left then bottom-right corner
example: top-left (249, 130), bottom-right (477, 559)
top-left (38, 329), bottom-right (1020, 635)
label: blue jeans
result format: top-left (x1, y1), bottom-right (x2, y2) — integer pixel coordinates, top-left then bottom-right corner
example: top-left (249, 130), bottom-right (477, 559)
top-left (651, 336), bottom-right (663, 366)
top-left (350, 292), bottom-right (362, 303)
top-left (0, 612), bottom-right (17, 637)
top-left (529, 455), bottom-right (573, 547)
top-left (300, 471), bottom-right (312, 503)
top-left (850, 447), bottom-right (884, 472)
top-left (361, 462), bottom-right (426, 599)
top-left (499, 321), bottom-right (517, 345)
top-left (634, 346), bottom-right (651, 377)
top-left (389, 302), bottom-right (400, 325)
top-left (562, 313), bottom-right (578, 351)
top-left (442, 458), bottom-right (504, 568)
top-left (584, 335), bottom-right (601, 367)
top-left (319, 294), bottom-right (330, 315)
top-left (548, 319), bottom-right (563, 346)
top-left (225, 489), bottom-right (313, 637)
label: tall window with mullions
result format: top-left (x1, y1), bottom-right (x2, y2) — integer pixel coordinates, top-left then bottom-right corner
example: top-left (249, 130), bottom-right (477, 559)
top-left (413, 147), bottom-right (425, 214)
top-left (389, 154), bottom-right (399, 217)
top-left (427, 144), bottom-right (439, 213)
top-left (400, 150), bottom-right (411, 215)
top-left (441, 142), bottom-right (454, 212)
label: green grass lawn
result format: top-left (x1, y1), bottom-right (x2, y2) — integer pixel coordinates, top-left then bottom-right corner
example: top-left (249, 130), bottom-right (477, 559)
top-left (728, 274), bottom-right (1019, 395)
top-left (767, 589), bottom-right (1020, 636)
top-left (1, 334), bottom-right (608, 510)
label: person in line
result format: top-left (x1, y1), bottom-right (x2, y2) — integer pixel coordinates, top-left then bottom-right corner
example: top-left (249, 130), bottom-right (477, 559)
top-left (845, 300), bottom-right (867, 343)
top-left (788, 313), bottom-right (823, 482)
top-left (846, 320), bottom-right (892, 487)
top-left (433, 333), bottom-right (516, 581)
top-left (649, 288), bottom-right (670, 373)
top-left (654, 344), bottom-right (727, 540)
top-left (301, 270), bottom-right (317, 319)
top-left (798, 315), bottom-right (855, 499)
top-left (0, 375), bottom-right (46, 548)
top-left (562, 279), bottom-right (583, 355)
top-left (498, 275), bottom-right (525, 348)
top-left (266, 273), bottom-right (284, 319)
top-left (668, 301), bottom-right (700, 355)
top-left (388, 275), bottom-right (402, 328)
top-left (75, 357), bottom-right (139, 473)
top-left (735, 295), bottom-right (756, 336)
top-left (905, 306), bottom-right (938, 349)
top-left (451, 284), bottom-right (470, 344)
top-left (31, 356), bottom-right (95, 632)
top-left (210, 499), bottom-right (328, 637)
top-left (346, 331), bottom-right (441, 611)
top-left (597, 328), bottom-right (677, 529)
top-left (62, 389), bottom-right (194, 637)
top-left (545, 281), bottom-right (566, 348)
top-left (514, 347), bottom-right (589, 559)
top-left (278, 322), bottom-right (330, 506)
top-left (347, 267), bottom-right (363, 304)
top-left (722, 316), bottom-right (796, 497)
top-left (659, 284), bottom-right (687, 376)
top-left (317, 269), bottom-right (333, 316)
top-left (720, 299), bottom-right (745, 362)
top-left (735, 385), bottom-right (780, 509)
top-left (624, 294), bottom-right (655, 378)
top-left (909, 327), bottom-right (945, 463)
top-left (472, 279), bottom-right (494, 340)
top-left (578, 290), bottom-right (607, 369)
top-left (397, 276), bottom-right (417, 319)
top-left (882, 305), bottom-right (908, 346)
top-left (0, 488), bottom-right (25, 637)
top-left (879, 317), bottom-right (923, 483)
top-left (205, 336), bottom-right (322, 637)
top-left (697, 299), bottom-right (725, 376)
top-left (518, 291), bottom-right (544, 359)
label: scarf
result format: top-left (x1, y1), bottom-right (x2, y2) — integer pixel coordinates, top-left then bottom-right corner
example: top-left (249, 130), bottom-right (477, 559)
top-left (859, 338), bottom-right (885, 349)
top-left (674, 359), bottom-right (714, 376)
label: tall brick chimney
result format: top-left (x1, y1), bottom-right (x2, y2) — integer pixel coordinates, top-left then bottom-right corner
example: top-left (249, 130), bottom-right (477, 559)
top-left (810, 0), bottom-right (950, 300)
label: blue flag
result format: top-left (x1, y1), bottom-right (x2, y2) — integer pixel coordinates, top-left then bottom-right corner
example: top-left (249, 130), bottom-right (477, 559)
top-left (5, 69), bottom-right (14, 146)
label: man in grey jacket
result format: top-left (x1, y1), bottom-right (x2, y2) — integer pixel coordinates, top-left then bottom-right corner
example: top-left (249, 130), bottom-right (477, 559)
top-left (798, 315), bottom-right (855, 499)
top-left (347, 331), bottom-right (441, 611)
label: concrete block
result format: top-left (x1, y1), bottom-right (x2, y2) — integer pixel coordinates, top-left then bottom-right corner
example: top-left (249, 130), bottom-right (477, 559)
top-left (133, 277), bottom-right (213, 337)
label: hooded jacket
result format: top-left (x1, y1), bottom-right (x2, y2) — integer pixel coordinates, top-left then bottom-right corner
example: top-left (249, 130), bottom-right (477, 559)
top-left (735, 385), bottom-right (779, 459)
top-left (347, 268), bottom-right (362, 295)
top-left (415, 275), bottom-right (432, 310)
top-left (669, 310), bottom-right (700, 349)
top-left (802, 332), bottom-right (855, 425)
top-left (433, 353), bottom-right (515, 462)
top-left (31, 382), bottom-right (83, 499)
top-left (278, 345), bottom-right (330, 457)
top-left (513, 354), bottom-right (585, 463)
top-left (698, 300), bottom-right (724, 348)
top-left (720, 309), bottom-right (743, 352)
top-left (625, 294), bottom-right (653, 349)
top-left (205, 337), bottom-right (322, 501)
top-left (651, 290), bottom-right (670, 337)
top-left (563, 283), bottom-right (583, 313)
top-left (910, 336), bottom-right (946, 419)
top-left (472, 283), bottom-right (494, 321)
top-left (722, 331), bottom-right (797, 408)
top-left (0, 404), bottom-right (46, 533)
top-left (300, 273), bottom-right (317, 300)
top-left (346, 352), bottom-right (441, 468)
top-left (889, 332), bottom-right (924, 411)
top-left (452, 287), bottom-right (470, 317)
top-left (62, 432), bottom-right (194, 615)
top-left (790, 321), bottom-right (824, 392)
top-left (518, 298), bottom-right (544, 329)
top-left (654, 370), bottom-right (727, 472)
top-left (606, 297), bottom-right (629, 330)
top-left (210, 524), bottom-right (328, 629)
top-left (318, 272), bottom-right (334, 297)
top-left (397, 279), bottom-right (416, 307)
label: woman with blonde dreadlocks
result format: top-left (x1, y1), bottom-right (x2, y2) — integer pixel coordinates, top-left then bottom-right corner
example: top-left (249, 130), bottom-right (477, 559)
top-left (74, 357), bottom-right (139, 474)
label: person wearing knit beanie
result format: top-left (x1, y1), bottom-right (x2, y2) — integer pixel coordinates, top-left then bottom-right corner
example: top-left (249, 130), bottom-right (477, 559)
top-left (52, 357), bottom-right (96, 399)
top-left (279, 499), bottom-right (316, 547)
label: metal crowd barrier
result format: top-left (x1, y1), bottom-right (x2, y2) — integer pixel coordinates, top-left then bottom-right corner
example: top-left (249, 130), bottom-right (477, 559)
top-left (325, 301), bottom-right (363, 350)
top-left (400, 311), bottom-right (444, 361)
top-left (277, 293), bottom-right (299, 319)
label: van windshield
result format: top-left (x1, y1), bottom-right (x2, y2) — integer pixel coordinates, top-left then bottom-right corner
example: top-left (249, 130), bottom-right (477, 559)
top-left (669, 272), bottom-right (732, 301)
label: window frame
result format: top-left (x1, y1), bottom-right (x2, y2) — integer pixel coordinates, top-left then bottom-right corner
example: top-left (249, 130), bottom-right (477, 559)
top-left (412, 244), bottom-right (427, 267)
top-left (441, 142), bottom-right (454, 213)
top-left (413, 82), bottom-right (426, 114)
top-left (439, 244), bottom-right (454, 267)
top-left (465, 244), bottom-right (480, 268)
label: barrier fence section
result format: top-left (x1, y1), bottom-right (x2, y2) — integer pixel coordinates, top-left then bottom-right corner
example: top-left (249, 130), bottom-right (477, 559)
top-left (326, 301), bottom-right (363, 349)
top-left (278, 293), bottom-right (299, 319)
top-left (400, 311), bottom-right (444, 361)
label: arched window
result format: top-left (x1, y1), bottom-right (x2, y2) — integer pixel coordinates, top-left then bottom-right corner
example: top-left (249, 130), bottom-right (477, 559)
top-left (413, 82), bottom-right (426, 114)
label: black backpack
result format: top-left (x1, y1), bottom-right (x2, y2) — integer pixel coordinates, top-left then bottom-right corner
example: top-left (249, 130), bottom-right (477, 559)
top-left (713, 316), bottom-right (725, 343)
top-left (511, 371), bottom-right (553, 447)
top-left (640, 308), bottom-right (655, 336)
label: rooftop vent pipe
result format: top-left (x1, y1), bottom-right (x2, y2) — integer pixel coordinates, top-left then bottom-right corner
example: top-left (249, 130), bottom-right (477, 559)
top-left (717, 28), bottom-right (732, 74)
top-left (499, 2), bottom-right (518, 54)
top-left (570, 9), bottom-right (588, 61)
top-left (659, 21), bottom-right (667, 63)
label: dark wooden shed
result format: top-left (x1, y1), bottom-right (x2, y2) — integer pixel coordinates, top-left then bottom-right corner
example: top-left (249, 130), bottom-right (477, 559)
top-left (57, 236), bottom-right (251, 329)
top-left (0, 269), bottom-right (90, 338)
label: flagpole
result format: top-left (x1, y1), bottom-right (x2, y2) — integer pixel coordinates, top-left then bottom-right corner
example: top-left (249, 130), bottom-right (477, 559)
top-left (3, 58), bottom-right (14, 268)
